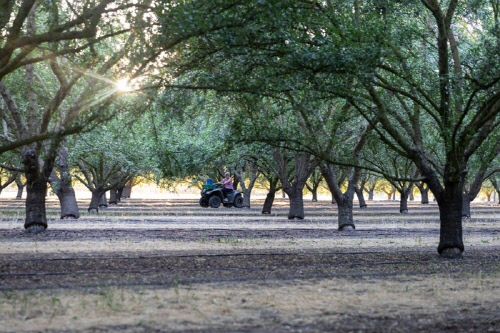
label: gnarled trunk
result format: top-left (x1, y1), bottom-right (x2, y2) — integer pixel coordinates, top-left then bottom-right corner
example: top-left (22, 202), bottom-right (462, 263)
top-left (22, 149), bottom-right (48, 232)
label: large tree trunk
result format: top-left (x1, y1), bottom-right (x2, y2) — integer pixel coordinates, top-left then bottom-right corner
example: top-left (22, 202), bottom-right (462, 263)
top-left (286, 188), bottom-right (305, 220)
top-left (436, 182), bottom-right (465, 258)
top-left (88, 188), bottom-right (105, 214)
top-left (22, 149), bottom-right (48, 232)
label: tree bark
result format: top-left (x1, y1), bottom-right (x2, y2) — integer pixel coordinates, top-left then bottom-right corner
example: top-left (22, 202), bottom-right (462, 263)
top-left (415, 182), bottom-right (430, 204)
top-left (22, 149), bottom-right (48, 232)
top-left (50, 146), bottom-right (80, 219)
top-left (287, 187), bottom-right (305, 219)
top-left (262, 176), bottom-right (279, 214)
top-left (109, 189), bottom-right (119, 205)
top-left (262, 191), bottom-right (276, 214)
top-left (88, 188), bottom-right (105, 214)
top-left (354, 186), bottom-right (367, 209)
top-left (321, 162), bottom-right (356, 231)
top-left (15, 175), bottom-right (24, 199)
top-left (399, 191), bottom-right (409, 214)
top-left (436, 182), bottom-right (465, 257)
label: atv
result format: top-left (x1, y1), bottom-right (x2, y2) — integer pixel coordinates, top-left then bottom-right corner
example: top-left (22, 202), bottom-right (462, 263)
top-left (199, 182), bottom-right (244, 208)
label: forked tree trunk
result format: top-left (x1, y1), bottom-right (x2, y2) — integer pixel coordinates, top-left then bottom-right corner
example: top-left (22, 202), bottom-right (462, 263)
top-left (306, 182), bottom-right (319, 202)
top-left (321, 163), bottom-right (356, 231)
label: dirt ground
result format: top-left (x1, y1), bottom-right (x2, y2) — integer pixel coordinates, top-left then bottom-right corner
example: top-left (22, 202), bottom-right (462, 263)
top-left (1, 197), bottom-right (500, 333)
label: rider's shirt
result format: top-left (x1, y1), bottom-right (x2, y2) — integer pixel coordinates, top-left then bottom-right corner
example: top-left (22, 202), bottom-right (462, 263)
top-left (222, 176), bottom-right (233, 190)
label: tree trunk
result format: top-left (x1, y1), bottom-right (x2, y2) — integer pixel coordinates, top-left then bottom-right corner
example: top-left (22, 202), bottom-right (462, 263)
top-left (337, 195), bottom-right (356, 231)
top-left (415, 181), bottom-right (430, 204)
top-left (262, 177), bottom-right (279, 214)
top-left (88, 189), bottom-right (105, 214)
top-left (109, 189), bottom-right (119, 205)
top-left (436, 183), bottom-right (465, 258)
top-left (399, 191), bottom-right (409, 214)
top-left (15, 175), bottom-right (24, 200)
top-left (462, 193), bottom-right (472, 218)
top-left (311, 187), bottom-right (318, 202)
top-left (241, 188), bottom-right (251, 208)
top-left (100, 193), bottom-right (108, 208)
top-left (320, 163), bottom-right (356, 231)
top-left (50, 146), bottom-right (80, 219)
top-left (262, 191), bottom-right (276, 214)
top-left (286, 188), bottom-right (305, 219)
top-left (368, 187), bottom-right (374, 200)
top-left (330, 192), bottom-right (336, 204)
top-left (354, 186), bottom-right (367, 209)
top-left (116, 186), bottom-right (125, 200)
top-left (122, 186), bottom-right (131, 198)
top-left (22, 149), bottom-right (48, 232)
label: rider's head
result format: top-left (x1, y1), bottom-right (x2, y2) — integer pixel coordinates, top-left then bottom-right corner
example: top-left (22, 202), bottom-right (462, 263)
top-left (225, 172), bottom-right (230, 177)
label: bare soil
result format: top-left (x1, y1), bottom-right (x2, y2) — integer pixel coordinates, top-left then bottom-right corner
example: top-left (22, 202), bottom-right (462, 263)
top-left (1, 197), bottom-right (500, 333)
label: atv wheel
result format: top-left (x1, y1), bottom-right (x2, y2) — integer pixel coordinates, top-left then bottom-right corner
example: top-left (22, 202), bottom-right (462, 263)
top-left (234, 195), bottom-right (244, 208)
top-left (199, 198), bottom-right (209, 207)
top-left (209, 196), bottom-right (221, 208)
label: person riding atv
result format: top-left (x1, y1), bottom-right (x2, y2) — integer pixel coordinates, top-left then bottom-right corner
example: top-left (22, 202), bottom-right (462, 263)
top-left (199, 173), bottom-right (244, 208)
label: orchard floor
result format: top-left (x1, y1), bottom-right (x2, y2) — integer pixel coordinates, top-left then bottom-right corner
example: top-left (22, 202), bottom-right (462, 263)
top-left (1, 197), bottom-right (500, 333)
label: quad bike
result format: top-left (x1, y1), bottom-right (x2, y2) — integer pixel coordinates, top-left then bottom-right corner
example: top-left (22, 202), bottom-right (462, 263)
top-left (199, 183), bottom-right (244, 208)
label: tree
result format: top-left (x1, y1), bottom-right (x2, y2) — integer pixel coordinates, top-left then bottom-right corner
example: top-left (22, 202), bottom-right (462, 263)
top-left (1, 0), bottom-right (174, 230)
top-left (324, 1), bottom-right (500, 257)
